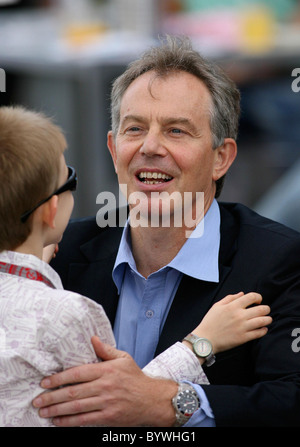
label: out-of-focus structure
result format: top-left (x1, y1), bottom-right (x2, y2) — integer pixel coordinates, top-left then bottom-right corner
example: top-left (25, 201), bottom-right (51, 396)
top-left (0, 0), bottom-right (299, 227)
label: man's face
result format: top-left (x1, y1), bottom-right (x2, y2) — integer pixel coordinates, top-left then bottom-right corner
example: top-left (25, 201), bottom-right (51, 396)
top-left (108, 70), bottom-right (234, 225)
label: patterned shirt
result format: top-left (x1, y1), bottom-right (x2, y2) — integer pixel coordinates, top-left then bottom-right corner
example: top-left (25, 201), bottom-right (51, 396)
top-left (0, 250), bottom-right (208, 427)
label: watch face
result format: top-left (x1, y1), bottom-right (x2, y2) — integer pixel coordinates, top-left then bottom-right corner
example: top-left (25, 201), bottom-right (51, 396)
top-left (194, 338), bottom-right (212, 357)
top-left (176, 389), bottom-right (200, 416)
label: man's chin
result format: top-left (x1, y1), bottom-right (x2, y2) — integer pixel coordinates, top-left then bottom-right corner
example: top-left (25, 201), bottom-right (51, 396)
top-left (128, 199), bottom-right (182, 229)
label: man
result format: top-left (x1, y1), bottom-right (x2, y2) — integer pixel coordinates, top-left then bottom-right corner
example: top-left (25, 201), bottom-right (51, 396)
top-left (33, 36), bottom-right (300, 426)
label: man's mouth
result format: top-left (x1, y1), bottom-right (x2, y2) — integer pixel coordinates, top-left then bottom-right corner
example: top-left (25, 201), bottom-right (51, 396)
top-left (137, 171), bottom-right (173, 185)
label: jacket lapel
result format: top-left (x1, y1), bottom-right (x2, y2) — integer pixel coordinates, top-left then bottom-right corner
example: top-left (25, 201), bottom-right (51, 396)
top-left (155, 202), bottom-right (238, 356)
top-left (155, 265), bottom-right (232, 356)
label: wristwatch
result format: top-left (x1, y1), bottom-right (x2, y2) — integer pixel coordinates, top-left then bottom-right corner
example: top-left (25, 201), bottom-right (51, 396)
top-left (171, 383), bottom-right (200, 426)
top-left (183, 333), bottom-right (216, 366)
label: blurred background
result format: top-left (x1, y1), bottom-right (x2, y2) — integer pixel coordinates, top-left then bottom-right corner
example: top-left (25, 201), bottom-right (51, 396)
top-left (0, 0), bottom-right (300, 230)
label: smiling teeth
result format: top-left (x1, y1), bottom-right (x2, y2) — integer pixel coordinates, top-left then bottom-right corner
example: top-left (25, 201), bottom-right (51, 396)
top-left (138, 172), bottom-right (173, 182)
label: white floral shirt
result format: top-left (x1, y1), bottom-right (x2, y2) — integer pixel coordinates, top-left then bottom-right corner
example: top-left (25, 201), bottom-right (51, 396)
top-left (0, 251), bottom-right (208, 427)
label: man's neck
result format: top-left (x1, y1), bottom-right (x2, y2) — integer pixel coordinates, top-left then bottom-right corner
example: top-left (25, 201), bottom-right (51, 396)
top-left (130, 225), bottom-right (188, 278)
top-left (128, 197), bottom-right (214, 278)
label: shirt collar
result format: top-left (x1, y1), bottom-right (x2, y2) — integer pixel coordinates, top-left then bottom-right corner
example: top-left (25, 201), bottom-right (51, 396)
top-left (0, 250), bottom-right (64, 289)
top-left (113, 199), bottom-right (220, 290)
top-left (168, 199), bottom-right (220, 282)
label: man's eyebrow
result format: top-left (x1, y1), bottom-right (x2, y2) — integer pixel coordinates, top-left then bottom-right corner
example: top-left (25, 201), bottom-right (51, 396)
top-left (120, 114), bottom-right (146, 126)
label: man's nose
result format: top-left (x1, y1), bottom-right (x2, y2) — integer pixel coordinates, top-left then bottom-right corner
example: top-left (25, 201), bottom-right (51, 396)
top-left (139, 130), bottom-right (167, 157)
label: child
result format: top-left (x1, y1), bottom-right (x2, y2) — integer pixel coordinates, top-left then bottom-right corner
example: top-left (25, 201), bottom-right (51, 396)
top-left (0, 106), bottom-right (272, 426)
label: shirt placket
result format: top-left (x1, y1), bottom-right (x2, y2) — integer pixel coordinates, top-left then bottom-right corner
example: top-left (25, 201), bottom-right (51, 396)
top-left (134, 272), bottom-right (166, 368)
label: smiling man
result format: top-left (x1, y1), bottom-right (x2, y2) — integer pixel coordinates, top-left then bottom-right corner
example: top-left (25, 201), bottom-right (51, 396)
top-left (107, 68), bottom-right (236, 245)
top-left (35, 36), bottom-right (300, 427)
top-left (107, 68), bottom-right (237, 276)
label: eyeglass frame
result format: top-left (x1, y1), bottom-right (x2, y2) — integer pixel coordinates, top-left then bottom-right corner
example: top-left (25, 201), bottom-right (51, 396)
top-left (20, 165), bottom-right (77, 223)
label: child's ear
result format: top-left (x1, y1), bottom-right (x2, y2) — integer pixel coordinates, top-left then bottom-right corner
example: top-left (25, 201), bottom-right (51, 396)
top-left (42, 196), bottom-right (58, 229)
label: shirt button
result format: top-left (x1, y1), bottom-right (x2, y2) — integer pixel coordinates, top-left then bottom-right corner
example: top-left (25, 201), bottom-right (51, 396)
top-left (145, 310), bottom-right (154, 318)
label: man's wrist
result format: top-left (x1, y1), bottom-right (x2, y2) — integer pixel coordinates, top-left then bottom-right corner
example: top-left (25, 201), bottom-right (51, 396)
top-left (145, 378), bottom-right (178, 427)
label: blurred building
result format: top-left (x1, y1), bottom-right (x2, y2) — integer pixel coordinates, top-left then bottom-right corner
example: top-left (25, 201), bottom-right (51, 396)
top-left (0, 0), bottom-right (299, 228)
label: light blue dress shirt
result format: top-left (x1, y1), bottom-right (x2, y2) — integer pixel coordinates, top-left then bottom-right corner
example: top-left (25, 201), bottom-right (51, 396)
top-left (112, 199), bottom-right (220, 427)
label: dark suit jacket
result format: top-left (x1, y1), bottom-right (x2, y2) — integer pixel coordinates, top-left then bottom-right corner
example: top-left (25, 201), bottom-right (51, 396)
top-left (52, 202), bottom-right (300, 426)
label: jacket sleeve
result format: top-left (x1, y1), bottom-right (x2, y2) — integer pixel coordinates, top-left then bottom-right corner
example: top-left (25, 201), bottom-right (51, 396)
top-left (202, 235), bottom-right (300, 427)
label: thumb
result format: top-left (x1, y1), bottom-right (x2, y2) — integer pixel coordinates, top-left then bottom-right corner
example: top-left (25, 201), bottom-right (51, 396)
top-left (91, 336), bottom-right (129, 361)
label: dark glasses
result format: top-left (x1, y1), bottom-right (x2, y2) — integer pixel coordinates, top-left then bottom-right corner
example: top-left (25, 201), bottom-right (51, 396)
top-left (21, 166), bottom-right (77, 223)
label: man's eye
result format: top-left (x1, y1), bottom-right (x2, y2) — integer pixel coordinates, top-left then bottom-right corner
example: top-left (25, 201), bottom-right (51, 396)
top-left (170, 128), bottom-right (184, 135)
top-left (127, 127), bottom-right (141, 133)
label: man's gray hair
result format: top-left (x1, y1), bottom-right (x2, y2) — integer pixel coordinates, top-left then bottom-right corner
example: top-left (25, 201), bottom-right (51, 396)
top-left (110, 35), bottom-right (240, 197)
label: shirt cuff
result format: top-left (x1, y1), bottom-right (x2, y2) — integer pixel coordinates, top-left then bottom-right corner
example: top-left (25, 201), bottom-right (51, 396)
top-left (143, 342), bottom-right (210, 384)
top-left (183, 382), bottom-right (216, 427)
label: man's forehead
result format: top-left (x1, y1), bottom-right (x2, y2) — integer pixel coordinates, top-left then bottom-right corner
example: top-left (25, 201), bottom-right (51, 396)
top-left (124, 69), bottom-right (210, 96)
top-left (120, 71), bottom-right (211, 112)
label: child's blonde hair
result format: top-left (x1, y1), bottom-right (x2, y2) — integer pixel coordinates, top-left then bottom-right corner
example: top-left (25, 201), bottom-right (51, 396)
top-left (0, 106), bottom-right (66, 251)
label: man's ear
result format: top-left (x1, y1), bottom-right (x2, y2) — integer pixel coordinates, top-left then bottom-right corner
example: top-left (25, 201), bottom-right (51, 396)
top-left (107, 130), bottom-right (118, 174)
top-left (42, 195), bottom-right (58, 230)
top-left (212, 138), bottom-right (237, 182)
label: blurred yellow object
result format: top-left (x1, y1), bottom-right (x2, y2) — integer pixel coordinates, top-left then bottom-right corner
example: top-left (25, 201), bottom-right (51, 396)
top-left (64, 22), bottom-right (107, 47)
top-left (241, 5), bottom-right (275, 53)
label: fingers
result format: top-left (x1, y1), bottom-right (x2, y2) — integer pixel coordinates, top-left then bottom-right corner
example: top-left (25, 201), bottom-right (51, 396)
top-left (92, 336), bottom-right (129, 361)
top-left (219, 292), bottom-right (264, 308)
top-left (237, 292), bottom-right (263, 308)
top-left (246, 315), bottom-right (273, 331)
top-left (219, 292), bottom-right (244, 304)
top-left (32, 373), bottom-right (102, 410)
top-left (245, 304), bottom-right (271, 320)
top-left (222, 292), bottom-right (269, 310)
top-left (219, 291), bottom-right (272, 331)
top-left (223, 292), bottom-right (272, 323)
top-left (36, 340), bottom-right (128, 393)
top-left (39, 362), bottom-right (104, 391)
top-left (244, 326), bottom-right (269, 342)
top-left (53, 243), bottom-right (59, 257)
top-left (239, 294), bottom-right (272, 328)
top-left (36, 394), bottom-right (103, 421)
top-left (32, 340), bottom-right (135, 414)
top-left (42, 244), bottom-right (57, 263)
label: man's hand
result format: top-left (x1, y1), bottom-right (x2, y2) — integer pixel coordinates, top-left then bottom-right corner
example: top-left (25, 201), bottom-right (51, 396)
top-left (32, 337), bottom-right (177, 427)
